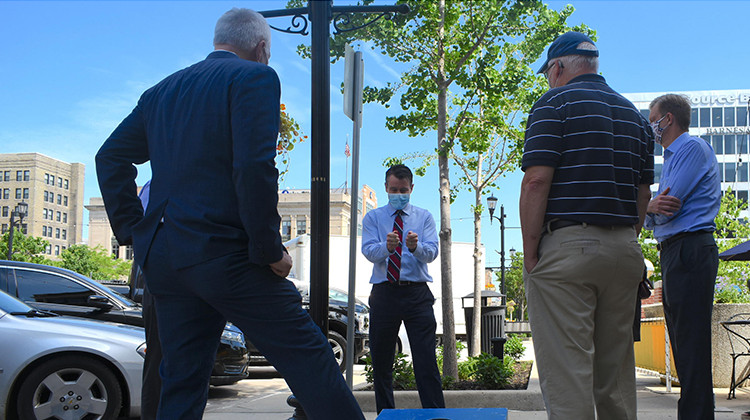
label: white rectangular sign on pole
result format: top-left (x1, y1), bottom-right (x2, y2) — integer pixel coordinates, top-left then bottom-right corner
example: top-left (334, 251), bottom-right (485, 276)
top-left (343, 44), bottom-right (364, 127)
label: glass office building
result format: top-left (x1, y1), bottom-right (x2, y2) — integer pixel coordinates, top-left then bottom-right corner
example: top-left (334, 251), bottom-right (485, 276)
top-left (623, 90), bottom-right (750, 215)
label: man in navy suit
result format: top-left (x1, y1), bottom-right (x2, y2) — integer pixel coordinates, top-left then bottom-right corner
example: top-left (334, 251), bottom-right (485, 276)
top-left (96, 8), bottom-right (364, 420)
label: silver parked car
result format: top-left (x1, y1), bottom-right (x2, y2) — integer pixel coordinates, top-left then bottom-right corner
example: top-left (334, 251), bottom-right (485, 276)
top-left (0, 290), bottom-right (145, 420)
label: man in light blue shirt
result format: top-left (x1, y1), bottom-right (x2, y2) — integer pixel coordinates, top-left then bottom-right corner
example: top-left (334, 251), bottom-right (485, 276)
top-left (644, 94), bottom-right (720, 420)
top-left (362, 164), bottom-right (444, 413)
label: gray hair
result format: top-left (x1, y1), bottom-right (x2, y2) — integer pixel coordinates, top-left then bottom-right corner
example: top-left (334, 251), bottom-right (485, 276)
top-left (650, 94), bottom-right (692, 131)
top-left (214, 8), bottom-right (271, 57)
top-left (559, 42), bottom-right (599, 73)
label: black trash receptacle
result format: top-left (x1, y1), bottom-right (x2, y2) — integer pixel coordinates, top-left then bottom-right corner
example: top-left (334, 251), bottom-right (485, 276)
top-left (462, 290), bottom-right (506, 356)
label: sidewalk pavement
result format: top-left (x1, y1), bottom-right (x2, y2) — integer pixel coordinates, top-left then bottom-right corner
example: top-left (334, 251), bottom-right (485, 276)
top-left (202, 376), bottom-right (750, 420)
top-left (202, 340), bottom-right (750, 419)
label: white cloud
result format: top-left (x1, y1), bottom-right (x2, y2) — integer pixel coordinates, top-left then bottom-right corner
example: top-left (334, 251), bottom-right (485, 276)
top-left (363, 47), bottom-right (402, 83)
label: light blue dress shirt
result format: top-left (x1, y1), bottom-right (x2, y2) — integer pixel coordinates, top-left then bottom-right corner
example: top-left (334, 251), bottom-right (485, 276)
top-left (644, 132), bottom-right (720, 243)
top-left (362, 202), bottom-right (439, 284)
top-left (138, 180), bottom-right (151, 211)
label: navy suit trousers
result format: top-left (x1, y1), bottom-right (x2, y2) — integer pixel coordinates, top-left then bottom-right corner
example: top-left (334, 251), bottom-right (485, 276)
top-left (368, 282), bottom-right (444, 413)
top-left (144, 226), bottom-right (364, 420)
top-left (661, 231), bottom-right (718, 420)
top-left (141, 285), bottom-right (161, 420)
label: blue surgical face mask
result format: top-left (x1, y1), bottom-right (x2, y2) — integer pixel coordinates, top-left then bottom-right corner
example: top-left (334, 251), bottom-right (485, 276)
top-left (388, 193), bottom-right (410, 210)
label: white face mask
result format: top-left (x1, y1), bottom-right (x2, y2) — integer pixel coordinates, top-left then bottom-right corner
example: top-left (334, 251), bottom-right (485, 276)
top-left (650, 115), bottom-right (668, 144)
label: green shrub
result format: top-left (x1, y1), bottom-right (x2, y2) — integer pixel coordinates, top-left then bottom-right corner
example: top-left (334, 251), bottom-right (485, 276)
top-left (436, 340), bottom-right (465, 378)
top-left (504, 334), bottom-right (526, 361)
top-left (441, 374), bottom-right (455, 389)
top-left (469, 353), bottom-right (514, 389)
top-left (363, 353), bottom-right (415, 390)
top-left (457, 357), bottom-right (476, 381)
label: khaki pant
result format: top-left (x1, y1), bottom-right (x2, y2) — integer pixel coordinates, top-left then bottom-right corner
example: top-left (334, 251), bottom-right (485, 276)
top-left (524, 224), bottom-right (643, 420)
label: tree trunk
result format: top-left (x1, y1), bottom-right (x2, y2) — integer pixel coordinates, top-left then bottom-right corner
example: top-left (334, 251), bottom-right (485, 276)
top-left (437, 0), bottom-right (458, 380)
top-left (470, 155), bottom-right (483, 356)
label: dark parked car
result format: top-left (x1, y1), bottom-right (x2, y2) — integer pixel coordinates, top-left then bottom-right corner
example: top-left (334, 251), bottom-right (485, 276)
top-left (284, 280), bottom-right (370, 372)
top-left (0, 260), bottom-right (249, 386)
top-left (125, 264), bottom-right (369, 373)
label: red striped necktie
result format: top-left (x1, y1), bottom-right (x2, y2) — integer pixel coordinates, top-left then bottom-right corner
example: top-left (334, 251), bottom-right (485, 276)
top-left (387, 210), bottom-right (404, 283)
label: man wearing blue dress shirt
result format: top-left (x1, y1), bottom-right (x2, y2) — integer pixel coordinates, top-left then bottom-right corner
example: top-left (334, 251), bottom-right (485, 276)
top-left (362, 164), bottom-right (445, 413)
top-left (645, 93), bottom-right (721, 420)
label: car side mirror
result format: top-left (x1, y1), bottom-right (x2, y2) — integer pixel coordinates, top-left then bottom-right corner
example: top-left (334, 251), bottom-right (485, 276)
top-left (88, 295), bottom-right (114, 311)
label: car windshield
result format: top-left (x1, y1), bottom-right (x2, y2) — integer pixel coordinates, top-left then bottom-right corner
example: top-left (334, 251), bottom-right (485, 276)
top-left (0, 289), bottom-right (34, 314)
top-left (293, 282), bottom-right (362, 305)
top-left (329, 288), bottom-right (349, 302)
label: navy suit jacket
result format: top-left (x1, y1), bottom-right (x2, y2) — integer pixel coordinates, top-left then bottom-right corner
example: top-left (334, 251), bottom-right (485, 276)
top-left (96, 51), bottom-right (283, 270)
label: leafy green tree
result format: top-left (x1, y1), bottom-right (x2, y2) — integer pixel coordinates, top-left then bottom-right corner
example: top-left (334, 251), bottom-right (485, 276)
top-left (289, 0), bottom-right (587, 373)
top-left (501, 250), bottom-right (528, 321)
top-left (55, 244), bottom-right (131, 281)
top-left (278, 103), bottom-right (307, 181)
top-left (0, 229), bottom-right (51, 264)
top-left (714, 191), bottom-right (750, 302)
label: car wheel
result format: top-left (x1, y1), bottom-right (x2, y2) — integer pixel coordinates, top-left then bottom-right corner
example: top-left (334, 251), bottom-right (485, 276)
top-left (328, 331), bottom-right (347, 373)
top-left (16, 355), bottom-right (122, 420)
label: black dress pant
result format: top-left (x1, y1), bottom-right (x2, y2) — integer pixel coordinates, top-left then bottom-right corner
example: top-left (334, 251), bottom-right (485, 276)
top-left (141, 285), bottom-right (162, 420)
top-left (661, 231), bottom-right (718, 420)
top-left (368, 282), bottom-right (445, 413)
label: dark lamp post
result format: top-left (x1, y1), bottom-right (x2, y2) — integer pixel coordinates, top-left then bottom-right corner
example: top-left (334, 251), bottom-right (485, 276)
top-left (7, 201), bottom-right (29, 261)
top-left (259, 2), bottom-right (409, 414)
top-left (486, 195), bottom-right (505, 303)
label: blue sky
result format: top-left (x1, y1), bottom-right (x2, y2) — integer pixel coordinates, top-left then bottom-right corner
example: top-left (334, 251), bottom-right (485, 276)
top-left (2, 1), bottom-right (749, 266)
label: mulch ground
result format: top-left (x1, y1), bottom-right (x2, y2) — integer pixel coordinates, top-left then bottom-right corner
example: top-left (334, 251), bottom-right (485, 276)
top-left (445, 361), bottom-right (532, 390)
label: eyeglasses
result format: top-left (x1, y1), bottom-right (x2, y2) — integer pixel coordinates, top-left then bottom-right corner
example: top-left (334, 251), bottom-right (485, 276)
top-left (544, 61), bottom-right (563, 81)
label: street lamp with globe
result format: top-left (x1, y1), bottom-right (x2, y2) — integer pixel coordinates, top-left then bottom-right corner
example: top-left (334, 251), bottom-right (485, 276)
top-left (7, 201), bottom-right (29, 260)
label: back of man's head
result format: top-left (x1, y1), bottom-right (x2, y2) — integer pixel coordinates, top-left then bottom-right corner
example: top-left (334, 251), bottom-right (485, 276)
top-left (558, 42), bottom-right (599, 74)
top-left (650, 94), bottom-right (692, 131)
top-left (538, 31), bottom-right (599, 75)
top-left (214, 8), bottom-right (270, 58)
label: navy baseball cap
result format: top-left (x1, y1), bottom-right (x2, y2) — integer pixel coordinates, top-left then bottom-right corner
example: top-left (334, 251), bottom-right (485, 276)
top-left (537, 31), bottom-right (598, 74)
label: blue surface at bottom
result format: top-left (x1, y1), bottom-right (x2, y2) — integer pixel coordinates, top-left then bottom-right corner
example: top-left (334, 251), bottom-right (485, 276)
top-left (376, 407), bottom-right (508, 419)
